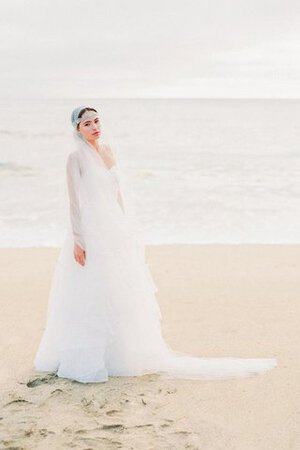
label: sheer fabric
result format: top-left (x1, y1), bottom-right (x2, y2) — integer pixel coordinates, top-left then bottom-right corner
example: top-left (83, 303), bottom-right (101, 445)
top-left (33, 138), bottom-right (277, 383)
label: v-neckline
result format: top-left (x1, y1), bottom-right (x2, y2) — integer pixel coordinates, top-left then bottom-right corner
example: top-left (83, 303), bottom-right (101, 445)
top-left (84, 140), bottom-right (115, 172)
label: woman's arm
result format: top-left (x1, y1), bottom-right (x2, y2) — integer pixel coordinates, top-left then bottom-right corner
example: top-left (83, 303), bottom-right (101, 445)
top-left (66, 152), bottom-right (86, 252)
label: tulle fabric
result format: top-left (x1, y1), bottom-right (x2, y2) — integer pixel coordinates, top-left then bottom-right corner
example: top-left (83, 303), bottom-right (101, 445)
top-left (33, 139), bottom-right (277, 383)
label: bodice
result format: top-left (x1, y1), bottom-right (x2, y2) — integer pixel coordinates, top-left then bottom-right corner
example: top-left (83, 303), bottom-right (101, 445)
top-left (66, 141), bottom-right (124, 251)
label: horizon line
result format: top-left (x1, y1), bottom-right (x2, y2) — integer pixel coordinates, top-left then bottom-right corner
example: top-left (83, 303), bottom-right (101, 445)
top-left (6, 96), bottom-right (300, 101)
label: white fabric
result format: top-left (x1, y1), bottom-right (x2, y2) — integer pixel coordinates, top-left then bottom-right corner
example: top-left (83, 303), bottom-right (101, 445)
top-left (33, 137), bottom-right (277, 383)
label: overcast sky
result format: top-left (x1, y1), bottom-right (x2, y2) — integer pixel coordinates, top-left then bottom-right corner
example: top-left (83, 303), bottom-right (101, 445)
top-left (1, 0), bottom-right (300, 98)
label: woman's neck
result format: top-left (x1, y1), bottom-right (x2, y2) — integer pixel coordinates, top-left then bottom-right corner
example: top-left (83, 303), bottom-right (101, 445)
top-left (86, 138), bottom-right (101, 152)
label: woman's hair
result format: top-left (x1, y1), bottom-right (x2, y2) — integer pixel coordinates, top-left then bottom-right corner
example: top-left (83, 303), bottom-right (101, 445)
top-left (76, 107), bottom-right (98, 130)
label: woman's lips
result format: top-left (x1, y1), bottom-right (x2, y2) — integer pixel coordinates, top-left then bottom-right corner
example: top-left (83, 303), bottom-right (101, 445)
top-left (92, 131), bottom-right (100, 135)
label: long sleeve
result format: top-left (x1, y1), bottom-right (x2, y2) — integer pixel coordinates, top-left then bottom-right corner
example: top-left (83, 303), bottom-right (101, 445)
top-left (66, 152), bottom-right (86, 251)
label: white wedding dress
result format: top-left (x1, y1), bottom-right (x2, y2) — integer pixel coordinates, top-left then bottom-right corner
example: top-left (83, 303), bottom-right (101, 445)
top-left (33, 137), bottom-right (277, 383)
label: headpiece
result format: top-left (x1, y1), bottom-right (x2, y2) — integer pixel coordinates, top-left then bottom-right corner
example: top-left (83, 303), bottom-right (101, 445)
top-left (71, 105), bottom-right (99, 142)
top-left (70, 105), bottom-right (98, 129)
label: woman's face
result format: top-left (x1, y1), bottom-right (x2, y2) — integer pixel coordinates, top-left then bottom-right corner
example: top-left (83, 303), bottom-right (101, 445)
top-left (78, 111), bottom-right (101, 141)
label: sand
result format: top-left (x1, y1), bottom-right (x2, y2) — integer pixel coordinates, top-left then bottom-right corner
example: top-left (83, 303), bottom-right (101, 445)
top-left (0, 244), bottom-right (298, 449)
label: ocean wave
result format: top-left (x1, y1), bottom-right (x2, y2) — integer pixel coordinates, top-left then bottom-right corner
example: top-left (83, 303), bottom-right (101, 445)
top-left (0, 162), bottom-right (36, 177)
top-left (0, 129), bottom-right (64, 138)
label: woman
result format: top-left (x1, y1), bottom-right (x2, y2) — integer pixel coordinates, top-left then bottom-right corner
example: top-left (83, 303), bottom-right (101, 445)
top-left (33, 105), bottom-right (277, 383)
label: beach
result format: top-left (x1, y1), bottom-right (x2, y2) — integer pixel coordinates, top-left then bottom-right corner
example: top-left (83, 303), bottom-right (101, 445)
top-left (0, 244), bottom-right (298, 449)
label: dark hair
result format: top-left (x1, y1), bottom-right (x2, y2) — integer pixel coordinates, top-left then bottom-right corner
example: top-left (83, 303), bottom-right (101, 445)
top-left (76, 107), bottom-right (98, 130)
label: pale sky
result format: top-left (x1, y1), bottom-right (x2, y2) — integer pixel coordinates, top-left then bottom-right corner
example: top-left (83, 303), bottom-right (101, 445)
top-left (1, 0), bottom-right (300, 98)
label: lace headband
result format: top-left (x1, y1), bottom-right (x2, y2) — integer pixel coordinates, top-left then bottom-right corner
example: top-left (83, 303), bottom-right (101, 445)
top-left (71, 106), bottom-right (99, 128)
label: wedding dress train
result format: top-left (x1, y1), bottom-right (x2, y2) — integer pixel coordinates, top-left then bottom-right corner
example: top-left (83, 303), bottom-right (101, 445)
top-left (33, 138), bottom-right (277, 383)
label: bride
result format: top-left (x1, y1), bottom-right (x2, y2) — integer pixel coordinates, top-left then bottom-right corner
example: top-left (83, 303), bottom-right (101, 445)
top-left (33, 105), bottom-right (277, 383)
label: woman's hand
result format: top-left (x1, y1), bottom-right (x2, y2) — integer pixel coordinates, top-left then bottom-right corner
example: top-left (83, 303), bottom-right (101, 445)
top-left (73, 243), bottom-right (86, 266)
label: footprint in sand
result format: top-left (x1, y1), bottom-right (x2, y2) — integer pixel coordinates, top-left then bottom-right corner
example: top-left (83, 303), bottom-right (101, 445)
top-left (157, 387), bottom-right (178, 396)
top-left (80, 396), bottom-right (115, 417)
top-left (26, 373), bottom-right (58, 388)
top-left (4, 398), bottom-right (33, 407)
top-left (73, 436), bottom-right (122, 449)
top-left (38, 428), bottom-right (55, 437)
top-left (160, 419), bottom-right (175, 428)
top-left (128, 423), bottom-right (154, 429)
top-left (101, 424), bottom-right (125, 431)
top-left (105, 409), bottom-right (121, 416)
top-left (0, 444), bottom-right (25, 450)
top-left (50, 388), bottom-right (63, 395)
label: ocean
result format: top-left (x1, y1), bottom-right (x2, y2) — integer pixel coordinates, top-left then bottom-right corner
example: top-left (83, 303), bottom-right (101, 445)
top-left (0, 97), bottom-right (299, 246)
